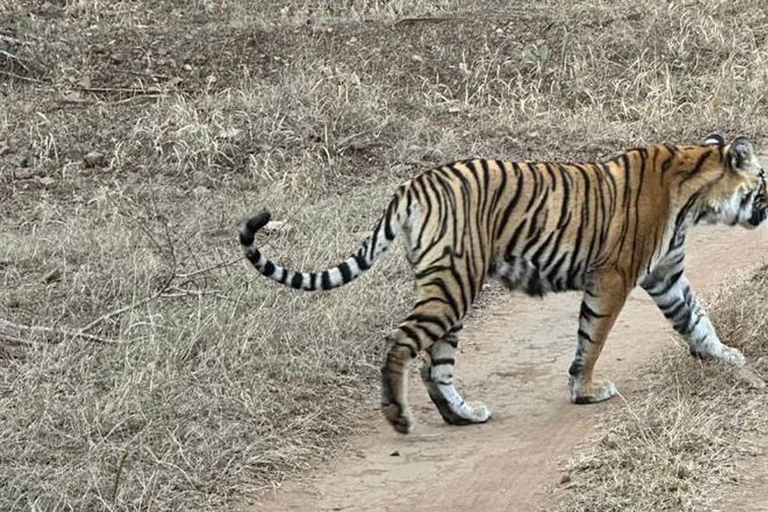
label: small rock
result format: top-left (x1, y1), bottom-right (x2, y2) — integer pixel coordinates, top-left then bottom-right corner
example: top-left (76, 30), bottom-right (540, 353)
top-left (600, 434), bottom-right (618, 449)
top-left (83, 151), bottom-right (106, 168)
top-left (0, 142), bottom-right (16, 156)
top-left (62, 91), bottom-right (83, 103)
top-left (19, 101), bottom-right (35, 114)
top-left (263, 220), bottom-right (294, 234)
top-left (183, 63), bottom-right (193, 72)
top-left (495, 28), bottom-right (504, 34)
top-left (411, 54), bottom-right (423, 63)
top-left (38, 176), bottom-right (56, 187)
top-left (192, 186), bottom-right (210, 198)
top-left (389, 450), bottom-right (400, 457)
top-left (20, 154), bottom-right (37, 168)
top-left (218, 127), bottom-right (242, 140)
top-left (77, 75), bottom-right (92, 89)
top-left (560, 473), bottom-right (571, 485)
top-left (43, 267), bottom-right (62, 284)
top-left (14, 169), bottom-right (34, 180)
top-left (51, 41), bottom-right (70, 53)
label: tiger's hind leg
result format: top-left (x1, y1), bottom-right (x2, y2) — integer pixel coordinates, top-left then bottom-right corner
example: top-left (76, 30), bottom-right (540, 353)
top-left (419, 322), bottom-right (492, 425)
top-left (381, 273), bottom-right (480, 433)
top-left (380, 329), bottom-right (418, 434)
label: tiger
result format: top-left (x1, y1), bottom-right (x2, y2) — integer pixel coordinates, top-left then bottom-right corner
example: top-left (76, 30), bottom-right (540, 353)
top-left (239, 134), bottom-right (767, 434)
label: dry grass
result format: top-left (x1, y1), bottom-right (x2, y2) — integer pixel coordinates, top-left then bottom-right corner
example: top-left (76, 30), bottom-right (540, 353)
top-left (552, 269), bottom-right (768, 512)
top-left (2, 0), bottom-right (768, 510)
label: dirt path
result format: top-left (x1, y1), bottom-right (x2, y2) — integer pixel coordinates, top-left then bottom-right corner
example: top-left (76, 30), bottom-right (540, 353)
top-left (254, 225), bottom-right (768, 512)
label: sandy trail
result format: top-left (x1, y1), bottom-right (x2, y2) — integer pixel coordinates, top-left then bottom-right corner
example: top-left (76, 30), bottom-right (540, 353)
top-left (255, 224), bottom-right (768, 512)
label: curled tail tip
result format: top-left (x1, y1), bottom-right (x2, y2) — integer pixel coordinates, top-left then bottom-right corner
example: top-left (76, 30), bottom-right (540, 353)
top-left (239, 211), bottom-right (272, 247)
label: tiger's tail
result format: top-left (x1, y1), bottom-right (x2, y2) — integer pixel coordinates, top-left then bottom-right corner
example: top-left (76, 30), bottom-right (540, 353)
top-left (238, 193), bottom-right (406, 291)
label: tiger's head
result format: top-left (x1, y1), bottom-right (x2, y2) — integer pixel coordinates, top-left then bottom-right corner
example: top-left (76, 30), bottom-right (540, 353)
top-left (679, 134), bottom-right (767, 229)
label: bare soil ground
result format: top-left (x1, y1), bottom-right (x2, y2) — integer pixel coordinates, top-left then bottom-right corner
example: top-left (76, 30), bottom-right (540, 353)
top-left (255, 225), bottom-right (768, 512)
top-left (715, 447), bottom-right (768, 512)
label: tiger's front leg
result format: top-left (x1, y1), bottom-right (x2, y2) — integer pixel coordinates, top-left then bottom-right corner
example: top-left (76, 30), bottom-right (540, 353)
top-left (642, 270), bottom-right (745, 366)
top-left (419, 323), bottom-right (492, 425)
top-left (568, 271), bottom-right (629, 404)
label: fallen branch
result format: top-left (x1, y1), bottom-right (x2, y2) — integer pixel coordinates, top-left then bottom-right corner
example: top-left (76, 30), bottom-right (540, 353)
top-left (0, 332), bottom-right (34, 347)
top-left (175, 256), bottom-right (244, 280)
top-left (77, 85), bottom-right (166, 94)
top-left (0, 49), bottom-right (31, 72)
top-left (123, 69), bottom-right (175, 80)
top-left (0, 34), bottom-right (30, 46)
top-left (161, 286), bottom-right (234, 302)
top-left (0, 317), bottom-right (119, 345)
top-left (75, 85), bottom-right (192, 96)
top-left (0, 31), bottom-right (46, 43)
top-left (79, 273), bottom-right (174, 334)
top-left (394, 16), bottom-right (454, 27)
top-left (108, 94), bottom-right (166, 105)
top-left (79, 212), bottom-right (178, 334)
top-left (0, 70), bottom-right (46, 84)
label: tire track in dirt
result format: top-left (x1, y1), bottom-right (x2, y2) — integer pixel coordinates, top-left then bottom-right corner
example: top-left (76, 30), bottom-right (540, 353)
top-left (253, 224), bottom-right (768, 512)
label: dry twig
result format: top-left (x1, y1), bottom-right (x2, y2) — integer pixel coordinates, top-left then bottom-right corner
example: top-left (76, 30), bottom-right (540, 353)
top-left (0, 50), bottom-right (31, 72)
top-left (0, 317), bottom-right (119, 345)
top-left (394, 16), bottom-right (454, 27)
top-left (78, 281), bottom-right (173, 334)
top-left (175, 256), bottom-right (244, 280)
top-left (0, 70), bottom-right (46, 83)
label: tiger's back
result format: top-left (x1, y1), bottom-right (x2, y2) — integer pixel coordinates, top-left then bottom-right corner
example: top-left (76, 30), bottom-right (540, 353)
top-left (401, 150), bottom-right (674, 300)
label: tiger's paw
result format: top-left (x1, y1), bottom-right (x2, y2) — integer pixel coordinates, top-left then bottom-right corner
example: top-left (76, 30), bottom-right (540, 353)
top-left (463, 401), bottom-right (493, 423)
top-left (569, 377), bottom-right (618, 405)
top-left (691, 345), bottom-right (746, 367)
top-left (382, 403), bottom-right (414, 434)
top-left (423, 378), bottom-right (492, 426)
top-left (720, 346), bottom-right (746, 367)
top-left (440, 400), bottom-right (493, 426)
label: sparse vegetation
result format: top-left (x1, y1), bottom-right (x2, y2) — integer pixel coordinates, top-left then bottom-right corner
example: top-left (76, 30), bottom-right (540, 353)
top-left (1, 0), bottom-right (768, 510)
top-left (553, 269), bottom-right (768, 512)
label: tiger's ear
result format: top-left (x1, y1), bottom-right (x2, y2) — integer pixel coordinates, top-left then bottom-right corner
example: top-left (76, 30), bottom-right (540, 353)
top-left (730, 137), bottom-right (756, 169)
top-left (703, 133), bottom-right (725, 145)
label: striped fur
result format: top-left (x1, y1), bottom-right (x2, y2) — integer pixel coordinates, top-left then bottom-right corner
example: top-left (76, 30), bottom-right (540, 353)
top-left (240, 135), bottom-right (766, 434)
